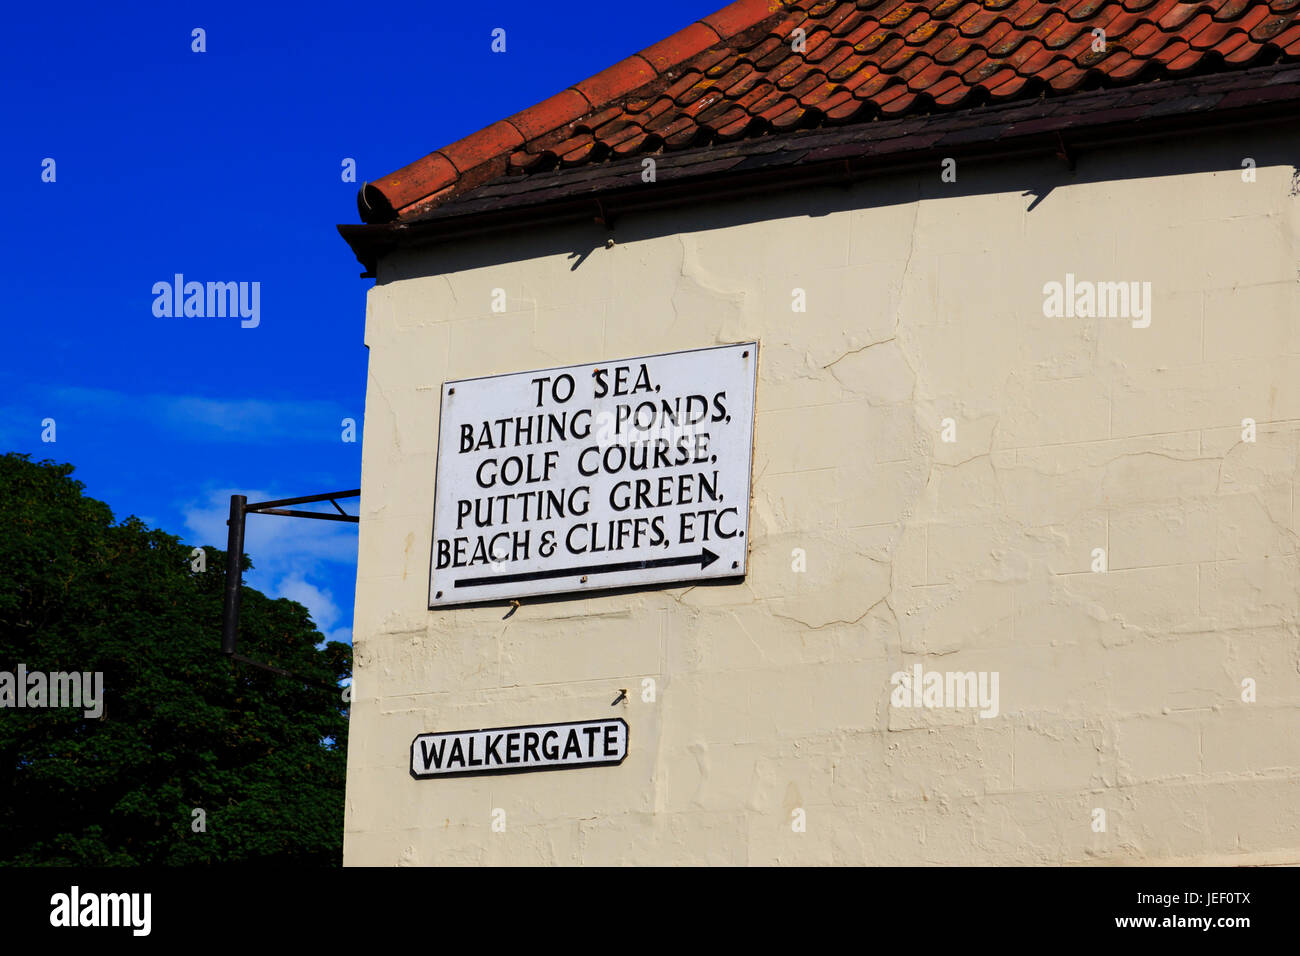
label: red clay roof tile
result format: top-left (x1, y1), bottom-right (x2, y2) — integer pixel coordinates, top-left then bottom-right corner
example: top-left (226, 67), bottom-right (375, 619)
top-left (990, 21), bottom-right (1034, 54)
top-left (843, 16), bottom-right (884, 45)
top-left (948, 44), bottom-right (991, 74)
top-left (610, 131), bottom-right (651, 156)
top-left (1157, 3), bottom-right (1208, 30)
top-left (1255, 10), bottom-right (1298, 34)
top-left (749, 33), bottom-right (789, 66)
top-left (879, 86), bottom-right (919, 111)
top-left (503, 89), bottom-right (589, 142)
top-left (1227, 35), bottom-right (1267, 57)
top-left (764, 97), bottom-right (805, 123)
top-left (1215, 0), bottom-right (1256, 17)
top-left (690, 45), bottom-right (737, 74)
top-left (663, 121), bottom-right (703, 145)
top-left (1166, 44), bottom-right (1208, 68)
top-left (1066, 0), bottom-right (1106, 18)
top-left (435, 121), bottom-right (523, 193)
top-left (560, 141), bottom-right (597, 165)
top-left (361, 0), bottom-right (1300, 222)
top-left (1153, 36), bottom-right (1195, 62)
top-left (833, 9), bottom-right (874, 35)
top-left (802, 27), bottom-right (839, 59)
top-left (844, 62), bottom-right (889, 93)
top-left (700, 0), bottom-right (775, 36)
top-left (574, 55), bottom-right (657, 108)
top-left (1008, 37), bottom-right (1053, 69)
top-left (715, 107), bottom-right (755, 136)
top-left (906, 55), bottom-right (950, 86)
top-left (1104, 47), bottom-right (1147, 74)
top-left (877, 2), bottom-right (921, 27)
top-left (1187, 16), bottom-right (1241, 43)
top-left (640, 22), bottom-right (721, 73)
top-left (771, 10), bottom-right (812, 38)
top-left (801, 77), bottom-right (845, 104)
top-left (854, 26), bottom-right (895, 52)
top-left (1276, 20), bottom-right (1300, 44)
top-left (818, 3), bottom-right (861, 32)
top-left (943, 72), bottom-right (980, 100)
top-left (813, 42), bottom-right (855, 73)
top-left (1237, 4), bottom-right (1279, 30)
top-left (769, 52), bottom-right (809, 84)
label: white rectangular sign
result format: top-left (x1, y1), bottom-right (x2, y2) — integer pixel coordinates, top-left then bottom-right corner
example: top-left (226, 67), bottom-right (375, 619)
top-left (410, 718), bottom-right (629, 778)
top-left (429, 342), bottom-right (757, 606)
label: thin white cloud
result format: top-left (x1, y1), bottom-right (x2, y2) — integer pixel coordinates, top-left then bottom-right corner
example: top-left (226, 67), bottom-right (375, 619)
top-left (47, 386), bottom-right (352, 444)
top-left (319, 626), bottom-right (352, 648)
top-left (278, 574), bottom-right (341, 630)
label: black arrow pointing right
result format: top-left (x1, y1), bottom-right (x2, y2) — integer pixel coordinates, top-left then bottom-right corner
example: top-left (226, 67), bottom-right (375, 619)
top-left (454, 547), bottom-right (720, 589)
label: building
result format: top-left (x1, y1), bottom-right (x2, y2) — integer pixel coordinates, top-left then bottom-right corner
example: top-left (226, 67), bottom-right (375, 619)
top-left (338, 0), bottom-right (1300, 865)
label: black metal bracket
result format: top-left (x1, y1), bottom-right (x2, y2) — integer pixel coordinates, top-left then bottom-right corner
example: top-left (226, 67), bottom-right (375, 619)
top-left (221, 489), bottom-right (360, 678)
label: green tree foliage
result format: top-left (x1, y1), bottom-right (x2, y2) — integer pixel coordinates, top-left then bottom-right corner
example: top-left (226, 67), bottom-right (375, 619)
top-left (0, 453), bottom-right (350, 865)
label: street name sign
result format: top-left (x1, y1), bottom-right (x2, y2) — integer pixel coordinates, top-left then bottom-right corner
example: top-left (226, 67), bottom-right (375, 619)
top-left (410, 718), bottom-right (629, 779)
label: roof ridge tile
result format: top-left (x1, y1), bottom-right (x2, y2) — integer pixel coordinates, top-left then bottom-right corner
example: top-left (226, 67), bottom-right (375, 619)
top-left (574, 54), bottom-right (658, 108)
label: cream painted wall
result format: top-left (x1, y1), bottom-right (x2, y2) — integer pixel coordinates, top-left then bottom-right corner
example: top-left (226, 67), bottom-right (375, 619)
top-left (344, 131), bottom-right (1300, 865)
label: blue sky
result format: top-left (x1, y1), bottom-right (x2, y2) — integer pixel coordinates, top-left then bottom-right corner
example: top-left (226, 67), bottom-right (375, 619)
top-left (3, 0), bottom-right (715, 645)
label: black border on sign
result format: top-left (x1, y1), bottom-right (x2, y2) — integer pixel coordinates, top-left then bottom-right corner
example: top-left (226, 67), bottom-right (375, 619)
top-left (409, 717), bottom-right (630, 780)
top-left (426, 341), bottom-right (760, 610)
